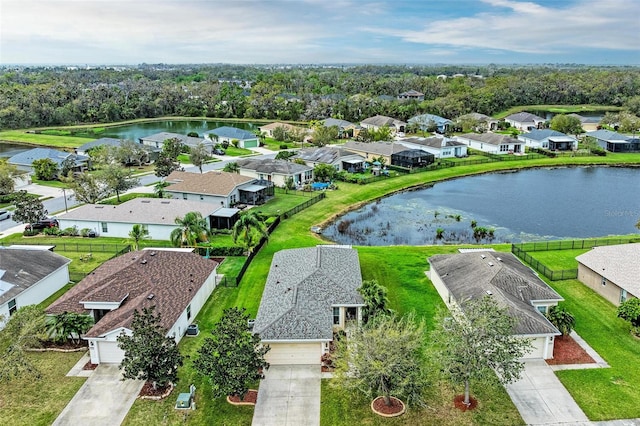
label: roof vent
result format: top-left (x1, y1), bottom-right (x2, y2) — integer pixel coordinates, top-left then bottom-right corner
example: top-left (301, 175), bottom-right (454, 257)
top-left (150, 251), bottom-right (156, 256)
top-left (496, 257), bottom-right (502, 262)
top-left (488, 262), bottom-right (494, 267)
top-left (141, 200), bottom-right (151, 203)
top-left (481, 254), bottom-right (486, 259)
top-left (161, 201), bottom-right (170, 204)
top-left (486, 290), bottom-right (493, 296)
top-left (141, 259), bottom-right (147, 264)
top-left (147, 293), bottom-right (154, 300)
top-left (95, 206), bottom-right (104, 209)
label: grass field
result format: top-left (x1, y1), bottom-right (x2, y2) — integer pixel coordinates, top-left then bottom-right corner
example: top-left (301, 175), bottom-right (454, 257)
top-left (526, 248), bottom-right (587, 270)
top-left (0, 130), bottom-right (93, 148)
top-left (494, 105), bottom-right (623, 119)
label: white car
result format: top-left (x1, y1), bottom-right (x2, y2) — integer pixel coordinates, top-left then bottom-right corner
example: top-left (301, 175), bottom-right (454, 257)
top-left (0, 211), bottom-right (10, 221)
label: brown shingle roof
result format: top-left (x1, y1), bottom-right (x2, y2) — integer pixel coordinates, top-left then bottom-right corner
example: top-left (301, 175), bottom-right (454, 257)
top-left (46, 250), bottom-right (218, 337)
top-left (165, 170), bottom-right (255, 197)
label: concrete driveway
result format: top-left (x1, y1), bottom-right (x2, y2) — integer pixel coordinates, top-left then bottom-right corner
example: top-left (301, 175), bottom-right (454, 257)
top-left (253, 365), bottom-right (320, 426)
top-left (506, 359), bottom-right (589, 425)
top-left (53, 364), bottom-right (144, 426)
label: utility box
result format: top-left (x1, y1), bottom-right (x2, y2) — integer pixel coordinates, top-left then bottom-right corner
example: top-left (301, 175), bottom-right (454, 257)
top-left (175, 393), bottom-right (191, 409)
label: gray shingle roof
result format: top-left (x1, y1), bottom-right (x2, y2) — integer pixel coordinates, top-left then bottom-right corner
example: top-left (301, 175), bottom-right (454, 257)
top-left (397, 136), bottom-right (464, 148)
top-left (505, 112), bottom-right (545, 122)
top-left (294, 146), bottom-right (363, 164)
top-left (78, 138), bottom-right (160, 153)
top-left (428, 252), bottom-right (562, 336)
top-left (8, 148), bottom-right (88, 168)
top-left (457, 112), bottom-right (495, 122)
top-left (253, 246), bottom-right (364, 341)
top-left (237, 158), bottom-right (312, 174)
top-left (408, 113), bottom-right (453, 126)
top-left (204, 126), bottom-right (257, 140)
top-left (59, 198), bottom-right (218, 225)
top-left (458, 133), bottom-right (521, 146)
top-left (361, 115), bottom-right (407, 128)
top-left (344, 141), bottom-right (409, 156)
top-left (576, 243), bottom-right (640, 297)
top-left (139, 132), bottom-right (209, 148)
top-left (322, 118), bottom-right (356, 129)
top-left (519, 129), bottom-right (569, 141)
top-left (0, 249), bottom-right (70, 305)
top-left (586, 129), bottom-right (630, 142)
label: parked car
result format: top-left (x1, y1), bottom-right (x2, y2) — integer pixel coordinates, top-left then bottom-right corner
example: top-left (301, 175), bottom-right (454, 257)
top-left (0, 211), bottom-right (10, 221)
top-left (25, 218), bottom-right (59, 231)
top-left (212, 148), bottom-right (226, 155)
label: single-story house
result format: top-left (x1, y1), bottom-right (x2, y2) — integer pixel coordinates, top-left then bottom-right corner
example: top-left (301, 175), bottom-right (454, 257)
top-left (428, 251), bottom-right (563, 359)
top-left (165, 170), bottom-right (274, 209)
top-left (391, 149), bottom-right (435, 168)
top-left (203, 126), bottom-right (259, 149)
top-left (77, 138), bottom-right (160, 163)
top-left (0, 247), bottom-right (71, 328)
top-left (360, 115), bottom-right (406, 134)
top-left (455, 133), bottom-right (524, 154)
top-left (8, 148), bottom-right (89, 176)
top-left (253, 245), bottom-right (365, 365)
top-left (408, 113), bottom-right (454, 134)
top-left (518, 129), bottom-right (578, 151)
top-left (293, 146), bottom-right (365, 173)
top-left (258, 122), bottom-right (307, 139)
top-left (504, 112), bottom-right (546, 131)
top-left (456, 112), bottom-right (499, 131)
top-left (237, 158), bottom-right (313, 187)
top-left (46, 250), bottom-right (218, 364)
top-left (343, 141), bottom-right (410, 165)
top-left (57, 198), bottom-right (220, 239)
top-left (397, 136), bottom-right (468, 158)
top-left (585, 129), bottom-right (640, 152)
top-left (321, 118), bottom-right (361, 138)
top-left (576, 243), bottom-right (640, 306)
top-left (397, 90), bottom-right (424, 101)
top-left (568, 113), bottom-right (600, 132)
top-left (139, 132), bottom-right (211, 152)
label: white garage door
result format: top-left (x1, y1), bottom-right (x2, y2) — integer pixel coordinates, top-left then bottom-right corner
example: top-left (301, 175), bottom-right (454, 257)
top-left (266, 343), bottom-right (321, 365)
top-left (523, 337), bottom-right (546, 359)
top-left (97, 341), bottom-right (126, 364)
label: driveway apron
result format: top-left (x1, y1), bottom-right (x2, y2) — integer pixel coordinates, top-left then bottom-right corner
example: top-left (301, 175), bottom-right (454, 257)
top-left (506, 359), bottom-right (589, 425)
top-left (253, 365), bottom-right (321, 426)
top-left (53, 364), bottom-right (144, 426)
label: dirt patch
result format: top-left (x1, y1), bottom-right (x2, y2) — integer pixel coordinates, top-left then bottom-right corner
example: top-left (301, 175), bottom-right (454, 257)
top-left (546, 335), bottom-right (596, 365)
top-left (139, 382), bottom-right (173, 399)
top-left (227, 389), bottom-right (258, 405)
top-left (453, 394), bottom-right (478, 411)
top-left (371, 396), bottom-right (405, 417)
top-left (82, 361), bottom-right (98, 370)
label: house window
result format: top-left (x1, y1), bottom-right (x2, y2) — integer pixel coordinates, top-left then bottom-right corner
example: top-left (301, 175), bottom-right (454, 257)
top-left (101, 222), bottom-right (108, 233)
top-left (141, 224), bottom-right (149, 233)
top-left (200, 194), bottom-right (204, 201)
top-left (536, 305), bottom-right (548, 315)
top-left (183, 193), bottom-right (188, 200)
top-left (500, 145), bottom-right (509, 152)
top-left (620, 289), bottom-right (627, 304)
top-left (601, 277), bottom-right (607, 286)
top-left (187, 304), bottom-right (192, 321)
top-left (8, 299), bottom-right (16, 316)
top-left (333, 307), bottom-right (340, 325)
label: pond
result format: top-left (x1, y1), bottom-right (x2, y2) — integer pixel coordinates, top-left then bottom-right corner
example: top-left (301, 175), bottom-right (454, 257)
top-left (0, 142), bottom-right (32, 158)
top-left (101, 119), bottom-right (261, 142)
top-left (322, 167), bottom-right (640, 245)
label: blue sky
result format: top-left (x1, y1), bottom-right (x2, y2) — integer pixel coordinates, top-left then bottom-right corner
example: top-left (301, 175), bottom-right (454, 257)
top-left (1, 0), bottom-right (638, 65)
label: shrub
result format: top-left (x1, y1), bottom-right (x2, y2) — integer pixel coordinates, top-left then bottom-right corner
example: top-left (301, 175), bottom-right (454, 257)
top-left (80, 228), bottom-right (92, 237)
top-left (60, 226), bottom-right (79, 237)
top-left (545, 305), bottom-right (575, 336)
top-left (279, 144), bottom-right (288, 150)
top-left (43, 227), bottom-right (61, 236)
top-left (591, 146), bottom-right (607, 156)
top-left (23, 229), bottom-right (39, 237)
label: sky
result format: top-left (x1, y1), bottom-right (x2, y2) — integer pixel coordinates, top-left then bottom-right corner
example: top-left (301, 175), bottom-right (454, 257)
top-left (1, 0), bottom-right (639, 65)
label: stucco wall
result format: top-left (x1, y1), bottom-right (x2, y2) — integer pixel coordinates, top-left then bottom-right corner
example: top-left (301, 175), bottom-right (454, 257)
top-left (577, 263), bottom-right (626, 306)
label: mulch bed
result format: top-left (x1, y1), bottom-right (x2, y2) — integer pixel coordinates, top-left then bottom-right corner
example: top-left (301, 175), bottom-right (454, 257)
top-left (546, 335), bottom-right (596, 365)
top-left (139, 382), bottom-right (172, 398)
top-left (228, 390), bottom-right (258, 404)
top-left (40, 340), bottom-right (88, 350)
top-left (371, 396), bottom-right (405, 416)
top-left (453, 394), bottom-right (478, 411)
top-left (82, 361), bottom-right (98, 370)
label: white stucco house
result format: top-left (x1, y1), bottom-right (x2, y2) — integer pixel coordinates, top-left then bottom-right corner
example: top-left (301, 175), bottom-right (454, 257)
top-left (455, 133), bottom-right (524, 154)
top-left (428, 251), bottom-right (563, 359)
top-left (203, 126), bottom-right (259, 149)
top-left (237, 158), bottom-right (313, 187)
top-left (46, 249), bottom-right (218, 364)
top-left (57, 198), bottom-right (220, 240)
top-left (518, 129), bottom-right (578, 151)
top-left (504, 112), bottom-right (546, 131)
top-left (360, 115), bottom-right (407, 134)
top-left (253, 245), bottom-right (365, 365)
top-left (0, 247), bottom-right (71, 328)
top-left (397, 136), bottom-right (468, 158)
top-left (293, 146), bottom-right (366, 172)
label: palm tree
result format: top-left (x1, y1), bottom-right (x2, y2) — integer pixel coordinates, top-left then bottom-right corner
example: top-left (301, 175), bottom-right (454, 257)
top-left (154, 181), bottom-right (169, 198)
top-left (231, 210), bottom-right (268, 254)
top-left (47, 312), bottom-right (94, 344)
top-left (127, 224), bottom-right (150, 251)
top-left (223, 162), bottom-right (240, 173)
top-left (170, 211), bottom-right (210, 247)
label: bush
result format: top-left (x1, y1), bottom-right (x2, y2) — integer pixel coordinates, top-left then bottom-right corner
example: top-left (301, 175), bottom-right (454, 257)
top-left (591, 146), bottom-right (607, 156)
top-left (23, 229), bottom-right (39, 237)
top-left (60, 226), bottom-right (79, 236)
top-left (43, 227), bottom-right (61, 236)
top-left (80, 228), bottom-right (92, 237)
top-left (199, 246), bottom-right (245, 256)
top-left (279, 144), bottom-right (288, 150)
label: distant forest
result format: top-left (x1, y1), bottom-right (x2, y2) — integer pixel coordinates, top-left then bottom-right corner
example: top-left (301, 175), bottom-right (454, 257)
top-left (1, 64), bottom-right (639, 129)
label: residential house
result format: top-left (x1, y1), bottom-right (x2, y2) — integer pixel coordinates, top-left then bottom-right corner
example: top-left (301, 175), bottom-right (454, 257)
top-left (253, 245), bottom-right (364, 365)
top-left (343, 141), bottom-right (411, 165)
top-left (504, 112), bottom-right (546, 131)
top-left (0, 247), bottom-right (71, 328)
top-left (139, 132), bottom-right (211, 152)
top-left (408, 113), bottom-right (454, 134)
top-left (568, 114), bottom-right (600, 132)
top-left (428, 251), bottom-right (563, 359)
top-left (46, 250), bottom-right (218, 364)
top-left (576, 243), bottom-right (640, 306)
top-left (455, 133), bottom-right (524, 154)
top-left (237, 158), bottom-right (313, 187)
top-left (77, 138), bottom-right (160, 163)
top-left (321, 118), bottom-right (361, 139)
top-left (397, 90), bottom-right (425, 101)
top-left (58, 198), bottom-right (220, 239)
top-left (165, 170), bottom-right (273, 209)
top-left (456, 112), bottom-right (499, 131)
top-left (258, 122), bottom-right (307, 139)
top-left (397, 136), bottom-right (468, 158)
top-left (8, 148), bottom-right (89, 177)
top-left (360, 115), bottom-right (406, 135)
top-left (203, 126), bottom-right (259, 149)
top-left (293, 146), bottom-right (365, 173)
top-left (585, 129), bottom-right (640, 152)
top-left (391, 149), bottom-right (435, 168)
top-left (518, 129), bottom-right (578, 151)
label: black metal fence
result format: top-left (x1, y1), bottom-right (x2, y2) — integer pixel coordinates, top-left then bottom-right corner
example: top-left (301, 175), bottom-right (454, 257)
top-left (282, 192), bottom-right (325, 218)
top-left (0, 242), bottom-right (132, 253)
top-left (511, 245), bottom-right (578, 281)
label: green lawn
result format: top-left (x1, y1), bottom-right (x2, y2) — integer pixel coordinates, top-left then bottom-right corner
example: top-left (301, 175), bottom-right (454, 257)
top-left (0, 130), bottom-right (92, 148)
top-left (255, 189), bottom-right (321, 217)
top-left (224, 146), bottom-right (255, 156)
top-left (31, 178), bottom-right (70, 189)
top-left (526, 248), bottom-right (588, 270)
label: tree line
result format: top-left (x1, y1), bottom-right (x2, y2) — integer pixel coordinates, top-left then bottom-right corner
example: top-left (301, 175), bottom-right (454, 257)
top-left (1, 65), bottom-right (639, 129)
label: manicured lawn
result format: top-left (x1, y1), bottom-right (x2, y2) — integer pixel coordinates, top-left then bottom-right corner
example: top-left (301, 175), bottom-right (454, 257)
top-left (98, 192), bottom-right (156, 205)
top-left (224, 146), bottom-right (255, 156)
top-left (31, 178), bottom-right (69, 188)
top-left (0, 130), bottom-right (92, 148)
top-left (526, 248), bottom-right (588, 270)
top-left (256, 189), bottom-right (321, 217)
top-left (0, 351), bottom-right (86, 426)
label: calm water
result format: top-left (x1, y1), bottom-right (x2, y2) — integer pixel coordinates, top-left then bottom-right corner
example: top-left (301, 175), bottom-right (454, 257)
top-left (322, 167), bottom-right (640, 245)
top-left (0, 142), bottom-right (32, 158)
top-left (102, 120), bottom-right (260, 142)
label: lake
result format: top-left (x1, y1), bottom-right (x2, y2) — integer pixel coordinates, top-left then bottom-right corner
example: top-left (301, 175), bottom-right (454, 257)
top-left (0, 142), bottom-right (33, 158)
top-left (101, 119), bottom-right (261, 142)
top-left (321, 167), bottom-right (640, 245)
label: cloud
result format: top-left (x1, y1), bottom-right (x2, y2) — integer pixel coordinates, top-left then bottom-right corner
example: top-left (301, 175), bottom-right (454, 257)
top-left (364, 0), bottom-right (640, 54)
